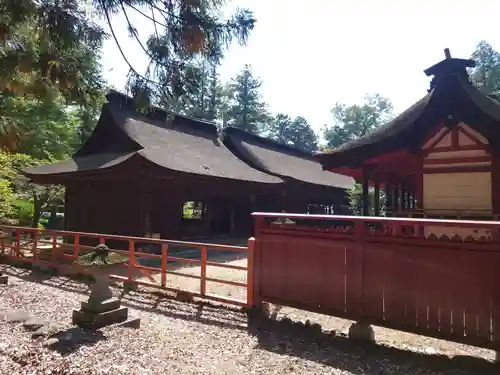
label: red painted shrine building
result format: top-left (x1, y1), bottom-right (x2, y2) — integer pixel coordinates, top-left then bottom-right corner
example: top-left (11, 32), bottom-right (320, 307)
top-left (317, 49), bottom-right (500, 238)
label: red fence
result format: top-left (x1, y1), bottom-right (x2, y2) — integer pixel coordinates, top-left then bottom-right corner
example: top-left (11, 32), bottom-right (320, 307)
top-left (0, 225), bottom-right (253, 307)
top-left (3, 215), bottom-right (500, 350)
top-left (252, 213), bottom-right (500, 350)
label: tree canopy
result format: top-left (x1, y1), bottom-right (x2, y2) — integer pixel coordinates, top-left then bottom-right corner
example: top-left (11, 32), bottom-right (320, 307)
top-left (266, 114), bottom-right (318, 153)
top-left (470, 40), bottom-right (500, 96)
top-left (0, 0), bottom-right (256, 107)
top-left (322, 94), bottom-right (393, 150)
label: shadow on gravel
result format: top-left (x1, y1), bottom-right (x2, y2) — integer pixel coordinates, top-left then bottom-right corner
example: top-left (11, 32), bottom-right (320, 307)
top-left (3, 263), bottom-right (498, 375)
top-left (247, 312), bottom-right (498, 375)
top-left (42, 327), bottom-right (107, 356)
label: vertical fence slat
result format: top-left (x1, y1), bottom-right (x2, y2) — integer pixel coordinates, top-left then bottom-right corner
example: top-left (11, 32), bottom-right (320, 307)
top-left (246, 237), bottom-right (255, 307)
top-left (200, 247), bottom-right (207, 296)
top-left (161, 244), bottom-right (168, 287)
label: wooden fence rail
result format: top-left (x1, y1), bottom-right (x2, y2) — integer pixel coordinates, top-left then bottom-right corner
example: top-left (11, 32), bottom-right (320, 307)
top-left (252, 212), bottom-right (500, 350)
top-left (0, 225), bottom-right (254, 308)
top-left (4, 213), bottom-right (500, 351)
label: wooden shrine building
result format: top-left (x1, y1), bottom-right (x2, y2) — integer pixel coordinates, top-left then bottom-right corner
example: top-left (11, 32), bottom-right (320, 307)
top-left (223, 127), bottom-right (353, 214)
top-left (317, 48), bottom-right (500, 238)
top-left (25, 91), bottom-right (353, 240)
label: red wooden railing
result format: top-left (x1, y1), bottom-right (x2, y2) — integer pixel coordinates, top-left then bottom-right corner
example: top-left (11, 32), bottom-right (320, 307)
top-left (252, 212), bottom-right (500, 349)
top-left (0, 225), bottom-right (254, 307)
top-left (3, 214), bottom-right (500, 350)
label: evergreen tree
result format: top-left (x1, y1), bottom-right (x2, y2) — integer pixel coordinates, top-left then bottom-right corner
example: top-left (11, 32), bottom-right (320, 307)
top-left (0, 0), bottom-right (255, 105)
top-left (227, 65), bottom-right (270, 134)
top-left (470, 41), bottom-right (500, 95)
top-left (267, 114), bottom-right (318, 153)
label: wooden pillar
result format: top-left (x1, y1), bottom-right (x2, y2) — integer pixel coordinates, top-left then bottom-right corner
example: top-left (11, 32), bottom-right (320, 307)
top-left (373, 182), bottom-right (380, 216)
top-left (397, 184), bottom-right (403, 214)
top-left (402, 186), bottom-right (408, 212)
top-left (362, 177), bottom-right (369, 216)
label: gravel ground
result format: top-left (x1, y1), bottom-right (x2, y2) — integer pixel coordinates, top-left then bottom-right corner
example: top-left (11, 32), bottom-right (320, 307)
top-left (0, 262), bottom-right (498, 375)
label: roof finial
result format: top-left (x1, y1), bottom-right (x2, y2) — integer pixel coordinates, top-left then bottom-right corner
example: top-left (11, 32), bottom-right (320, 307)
top-left (444, 48), bottom-right (452, 60)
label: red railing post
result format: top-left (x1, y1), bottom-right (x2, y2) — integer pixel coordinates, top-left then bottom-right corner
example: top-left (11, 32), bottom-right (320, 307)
top-left (51, 232), bottom-right (57, 265)
top-left (128, 240), bottom-right (135, 282)
top-left (15, 229), bottom-right (21, 257)
top-left (32, 230), bottom-right (38, 261)
top-left (354, 220), bottom-right (366, 320)
top-left (73, 234), bottom-right (80, 261)
top-left (246, 237), bottom-right (259, 308)
top-left (200, 246), bottom-right (207, 296)
top-left (161, 244), bottom-right (168, 287)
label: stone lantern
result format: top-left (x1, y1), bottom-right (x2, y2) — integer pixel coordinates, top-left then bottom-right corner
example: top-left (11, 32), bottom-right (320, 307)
top-left (72, 244), bottom-right (139, 329)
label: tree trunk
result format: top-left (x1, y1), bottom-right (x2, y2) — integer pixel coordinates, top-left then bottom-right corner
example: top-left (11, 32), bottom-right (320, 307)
top-left (31, 195), bottom-right (42, 228)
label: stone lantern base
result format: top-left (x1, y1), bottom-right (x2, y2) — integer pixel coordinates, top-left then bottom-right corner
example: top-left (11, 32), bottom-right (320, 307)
top-left (72, 272), bottom-right (139, 329)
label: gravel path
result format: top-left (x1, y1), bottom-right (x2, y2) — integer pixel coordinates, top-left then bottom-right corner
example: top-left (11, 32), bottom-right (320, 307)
top-left (0, 263), bottom-right (498, 375)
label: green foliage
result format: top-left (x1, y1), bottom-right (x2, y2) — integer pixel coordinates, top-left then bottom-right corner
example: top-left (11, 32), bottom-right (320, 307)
top-left (96, 0), bottom-right (256, 106)
top-left (321, 94), bottom-right (392, 211)
top-left (348, 184), bottom-right (363, 216)
top-left (162, 58), bottom-right (220, 121)
top-left (182, 201), bottom-right (203, 219)
top-left (470, 41), bottom-right (500, 95)
top-left (225, 65), bottom-right (270, 134)
top-left (0, 93), bottom-right (83, 157)
top-left (0, 0), bottom-right (105, 104)
top-left (0, 178), bottom-right (15, 220)
top-left (0, 151), bottom-right (64, 226)
top-left (12, 198), bottom-right (33, 226)
top-left (265, 114), bottom-right (318, 153)
top-left (323, 94), bottom-right (393, 149)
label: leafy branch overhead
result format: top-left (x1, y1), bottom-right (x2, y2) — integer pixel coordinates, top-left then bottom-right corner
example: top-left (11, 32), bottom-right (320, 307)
top-left (0, 0), bottom-right (255, 107)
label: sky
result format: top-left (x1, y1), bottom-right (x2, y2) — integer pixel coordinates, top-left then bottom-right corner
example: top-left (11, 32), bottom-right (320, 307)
top-left (99, 0), bottom-right (500, 132)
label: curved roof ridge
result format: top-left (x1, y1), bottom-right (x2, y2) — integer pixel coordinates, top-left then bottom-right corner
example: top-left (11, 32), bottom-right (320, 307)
top-left (106, 90), bottom-right (219, 138)
top-left (222, 127), bottom-right (316, 159)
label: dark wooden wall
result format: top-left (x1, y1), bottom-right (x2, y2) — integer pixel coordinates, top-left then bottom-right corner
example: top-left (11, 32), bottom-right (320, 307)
top-left (64, 174), bottom-right (350, 241)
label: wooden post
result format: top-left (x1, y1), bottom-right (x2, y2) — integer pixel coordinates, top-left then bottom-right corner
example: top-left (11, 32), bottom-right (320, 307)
top-left (200, 246), bottom-right (207, 296)
top-left (247, 237), bottom-right (256, 307)
top-left (128, 240), bottom-right (135, 282)
top-left (73, 235), bottom-right (80, 261)
top-left (15, 229), bottom-right (21, 257)
top-left (32, 230), bottom-right (38, 261)
top-left (161, 244), bottom-right (168, 287)
top-left (373, 183), bottom-right (380, 217)
top-left (51, 232), bottom-right (57, 264)
top-left (397, 184), bottom-right (403, 215)
top-left (362, 178), bottom-right (369, 216)
top-left (354, 220), bottom-right (366, 318)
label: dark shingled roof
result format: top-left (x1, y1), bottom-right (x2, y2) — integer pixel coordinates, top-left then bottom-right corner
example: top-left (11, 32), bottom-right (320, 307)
top-left (222, 127), bottom-right (354, 190)
top-left (25, 91), bottom-right (282, 184)
top-left (317, 57), bottom-right (500, 170)
top-left (24, 152), bottom-right (136, 176)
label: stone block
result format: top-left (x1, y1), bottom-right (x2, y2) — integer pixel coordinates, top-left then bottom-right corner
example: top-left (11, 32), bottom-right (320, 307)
top-left (116, 317), bottom-right (141, 329)
top-left (72, 307), bottom-right (128, 329)
top-left (5, 310), bottom-right (33, 323)
top-left (81, 297), bottom-right (121, 314)
top-left (0, 275), bottom-right (7, 284)
top-left (23, 317), bottom-right (50, 331)
top-left (348, 321), bottom-right (375, 343)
